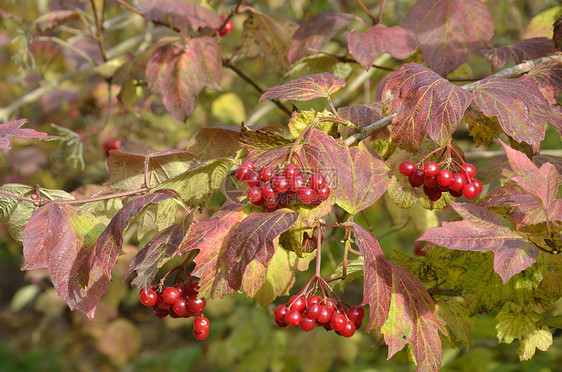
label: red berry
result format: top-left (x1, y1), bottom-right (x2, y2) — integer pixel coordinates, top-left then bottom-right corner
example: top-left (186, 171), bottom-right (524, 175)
top-left (299, 315), bottom-right (316, 332)
top-left (140, 288), bottom-right (158, 307)
top-left (275, 319), bottom-right (288, 327)
top-left (153, 307), bottom-right (169, 318)
top-left (347, 306), bottom-right (364, 324)
top-left (437, 169), bottom-right (453, 188)
top-left (462, 183), bottom-right (479, 200)
top-left (263, 198), bottom-right (278, 210)
top-left (284, 309), bottom-right (302, 327)
top-left (102, 139), bottom-right (121, 157)
top-left (409, 168), bottom-right (425, 188)
top-left (424, 162), bottom-right (439, 177)
top-left (277, 192), bottom-right (291, 208)
top-left (236, 166), bottom-right (251, 181)
top-left (289, 295), bottom-right (306, 312)
top-left (472, 179), bottom-right (483, 195)
top-left (240, 160), bottom-right (254, 170)
top-left (449, 188), bottom-right (463, 198)
top-left (399, 161), bottom-right (416, 177)
top-left (317, 305), bottom-right (332, 323)
top-left (322, 298), bottom-right (337, 313)
top-left (193, 328), bottom-right (209, 340)
top-left (31, 193), bottom-right (39, 200)
top-left (186, 282), bottom-right (200, 297)
top-left (271, 175), bottom-right (289, 193)
top-left (284, 164), bottom-right (300, 179)
top-left (260, 166), bottom-right (275, 181)
top-left (274, 305), bottom-right (288, 322)
top-left (423, 184), bottom-right (442, 201)
top-left (306, 303), bottom-right (322, 320)
top-left (298, 188), bottom-right (314, 204)
top-left (247, 186), bottom-right (262, 203)
top-left (261, 183), bottom-right (276, 201)
top-left (243, 170), bottom-right (260, 187)
top-left (329, 312), bottom-right (347, 332)
top-left (162, 287), bottom-right (181, 304)
top-left (424, 175), bottom-right (438, 188)
top-left (339, 320), bottom-right (356, 338)
top-left (157, 296), bottom-right (173, 310)
top-left (309, 174), bottom-right (326, 190)
top-left (307, 295), bottom-right (322, 306)
top-left (450, 172), bottom-right (467, 192)
top-left (289, 175), bottom-right (306, 191)
top-left (316, 186), bottom-right (330, 201)
top-left (194, 316), bottom-right (210, 333)
top-left (187, 296), bottom-right (206, 316)
top-left (172, 298), bottom-right (189, 317)
top-left (218, 16), bottom-right (234, 36)
top-left (461, 163), bottom-right (476, 178)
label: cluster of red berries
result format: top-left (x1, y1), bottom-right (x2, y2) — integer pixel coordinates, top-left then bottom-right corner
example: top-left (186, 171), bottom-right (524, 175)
top-left (31, 193), bottom-right (41, 207)
top-left (139, 282), bottom-right (209, 340)
top-left (273, 294), bottom-right (364, 338)
top-left (399, 161), bottom-right (482, 201)
top-left (235, 161), bottom-right (331, 210)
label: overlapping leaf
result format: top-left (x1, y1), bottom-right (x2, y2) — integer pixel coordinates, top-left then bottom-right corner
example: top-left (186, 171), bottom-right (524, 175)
top-left (91, 190), bottom-right (178, 279)
top-left (481, 38), bottom-right (556, 68)
top-left (22, 203), bottom-right (106, 319)
top-left (381, 63), bottom-right (473, 152)
top-left (107, 150), bottom-right (199, 190)
top-left (146, 37), bottom-right (221, 120)
top-left (260, 72), bottom-right (346, 101)
top-left (418, 202), bottom-right (538, 283)
top-left (473, 75), bottom-right (556, 150)
top-left (303, 129), bottom-right (390, 214)
top-left (125, 215), bottom-right (193, 289)
top-left (287, 12), bottom-right (355, 64)
top-left (187, 127), bottom-right (242, 161)
top-left (528, 60), bottom-right (562, 105)
top-left (402, 0), bottom-right (494, 76)
top-left (0, 119), bottom-right (59, 150)
top-left (136, 0), bottom-right (221, 31)
top-left (346, 24), bottom-right (417, 70)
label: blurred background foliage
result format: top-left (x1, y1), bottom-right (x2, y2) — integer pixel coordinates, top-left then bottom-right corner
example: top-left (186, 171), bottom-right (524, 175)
top-left (0, 0), bottom-right (561, 371)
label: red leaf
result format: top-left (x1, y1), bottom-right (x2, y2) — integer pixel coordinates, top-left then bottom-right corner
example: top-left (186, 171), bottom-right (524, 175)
top-left (528, 60), bottom-right (562, 105)
top-left (260, 72), bottom-right (346, 101)
top-left (418, 202), bottom-right (538, 283)
top-left (136, 0), bottom-right (221, 31)
top-left (473, 75), bottom-right (556, 150)
top-left (337, 103), bottom-right (389, 139)
top-left (22, 203), bottom-right (106, 320)
top-left (304, 129), bottom-right (390, 214)
top-left (288, 12), bottom-right (355, 64)
top-left (481, 38), bottom-right (556, 69)
top-left (223, 210), bottom-right (298, 290)
top-left (146, 38), bottom-right (222, 120)
top-left (91, 190), bottom-right (178, 279)
top-left (180, 204), bottom-right (248, 298)
top-left (0, 119), bottom-right (59, 150)
top-left (125, 215), bottom-right (193, 289)
top-left (382, 63), bottom-right (473, 151)
top-left (499, 139), bottom-right (559, 210)
top-left (402, 0), bottom-right (493, 76)
top-left (346, 24), bottom-right (416, 70)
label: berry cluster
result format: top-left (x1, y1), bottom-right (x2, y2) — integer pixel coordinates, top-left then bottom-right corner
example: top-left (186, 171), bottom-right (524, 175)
top-left (274, 294), bottom-right (364, 338)
top-left (139, 282), bottom-right (209, 340)
top-left (399, 161), bottom-right (482, 201)
top-left (235, 161), bottom-right (330, 210)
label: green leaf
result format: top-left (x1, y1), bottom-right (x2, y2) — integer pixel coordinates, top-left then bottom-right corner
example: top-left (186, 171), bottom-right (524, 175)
top-left (435, 300), bottom-right (472, 349)
top-left (187, 127), bottom-right (243, 161)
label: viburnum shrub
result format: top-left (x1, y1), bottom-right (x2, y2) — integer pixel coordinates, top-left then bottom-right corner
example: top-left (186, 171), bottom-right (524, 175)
top-left (0, 0), bottom-right (561, 370)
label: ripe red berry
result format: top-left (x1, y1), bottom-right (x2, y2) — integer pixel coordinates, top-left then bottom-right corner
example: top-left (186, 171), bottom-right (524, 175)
top-left (347, 306), bottom-right (364, 325)
top-left (299, 315), bottom-right (316, 332)
top-left (243, 170), bottom-right (260, 187)
top-left (271, 175), bottom-right (289, 193)
top-left (472, 179), bottom-right (483, 195)
top-left (423, 185), bottom-right (442, 202)
top-left (449, 188), bottom-right (463, 198)
top-left (461, 163), bottom-right (476, 178)
top-left (263, 198), bottom-right (278, 210)
top-left (424, 162), bottom-right (439, 177)
top-left (162, 287), bottom-right (181, 304)
top-left (290, 175), bottom-right (306, 191)
top-left (316, 186), bottom-right (330, 201)
top-left (218, 16), bottom-right (234, 36)
top-left (157, 295), bottom-right (173, 310)
top-left (274, 305), bottom-right (288, 322)
top-left (260, 166), bottom-right (275, 181)
top-left (409, 168), bottom-right (425, 188)
top-left (236, 166), bottom-right (251, 181)
top-left (317, 305), bottom-right (332, 323)
top-left (240, 160), bottom-right (254, 170)
top-left (261, 183), bottom-right (276, 201)
top-left (322, 298), bottom-right (337, 313)
top-left (306, 303), bottom-right (322, 320)
top-left (437, 169), bottom-right (453, 188)
top-left (449, 172), bottom-right (467, 192)
top-left (193, 328), bottom-right (209, 340)
top-left (309, 174), bottom-right (326, 190)
top-left (187, 296), bottom-right (206, 316)
top-left (140, 288), bottom-right (158, 307)
top-left (153, 307), bottom-right (169, 318)
top-left (424, 175), bottom-right (438, 188)
top-left (194, 316), bottom-right (210, 333)
top-left (102, 139), bottom-right (121, 157)
top-left (30, 193), bottom-right (40, 200)
top-left (247, 186), bottom-right (262, 203)
top-left (298, 188), bottom-right (314, 204)
top-left (330, 312), bottom-right (347, 332)
top-left (339, 320), bottom-right (356, 338)
top-left (283, 163), bottom-right (300, 179)
top-left (307, 295), bottom-right (322, 306)
top-left (462, 183), bottom-right (479, 200)
top-left (399, 161), bottom-right (416, 177)
top-left (172, 298), bottom-right (189, 317)
top-left (186, 282), bottom-right (200, 297)
top-left (285, 309), bottom-right (302, 327)
top-left (289, 295), bottom-right (306, 312)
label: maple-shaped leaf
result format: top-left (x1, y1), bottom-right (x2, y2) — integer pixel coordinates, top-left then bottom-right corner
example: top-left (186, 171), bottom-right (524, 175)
top-left (473, 75), bottom-right (556, 151)
top-left (303, 129), bottom-right (390, 214)
top-left (107, 150), bottom-right (199, 190)
top-left (418, 202), bottom-right (538, 283)
top-left (187, 127), bottom-right (242, 161)
top-left (180, 204), bottom-right (248, 298)
top-left (499, 139), bottom-right (559, 211)
top-left (402, 0), bottom-right (493, 76)
top-left (22, 203), bottom-right (106, 320)
top-left (346, 24), bottom-right (417, 70)
top-left (125, 215), bottom-right (193, 290)
top-left (381, 63), bottom-right (473, 152)
top-left (222, 210), bottom-right (298, 290)
top-left (260, 72), bottom-right (346, 101)
top-left (528, 60), bottom-right (562, 106)
top-left (287, 12), bottom-right (355, 64)
top-left (239, 122), bottom-right (294, 150)
top-left (554, 16), bottom-right (562, 51)
top-left (240, 10), bottom-right (299, 75)
top-left (481, 37), bottom-right (556, 68)
top-left (0, 119), bottom-right (59, 150)
top-left (146, 37), bottom-right (221, 120)
top-left (136, 0), bottom-right (221, 31)
top-left (91, 190), bottom-right (178, 279)
top-left (337, 103), bottom-right (391, 140)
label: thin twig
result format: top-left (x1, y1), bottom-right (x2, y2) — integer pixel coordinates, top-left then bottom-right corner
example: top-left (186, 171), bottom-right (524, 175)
top-left (463, 149), bottom-right (562, 160)
top-left (355, 0), bottom-right (377, 24)
top-left (50, 187), bottom-right (149, 205)
top-left (115, 0), bottom-right (142, 15)
top-left (90, 0), bottom-right (108, 61)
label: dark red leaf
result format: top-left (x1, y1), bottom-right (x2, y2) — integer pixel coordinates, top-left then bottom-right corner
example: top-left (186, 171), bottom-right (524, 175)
top-left (481, 38), bottom-right (556, 69)
top-left (22, 203), bottom-right (106, 320)
top-left (303, 129), bottom-right (390, 214)
top-left (402, 0), bottom-right (493, 76)
top-left (0, 119), bottom-right (59, 150)
top-left (381, 63), bottom-right (473, 151)
top-left (473, 75), bottom-right (556, 151)
top-left (223, 210), bottom-right (298, 290)
top-left (260, 72), bottom-right (346, 101)
top-left (554, 16), bottom-right (562, 51)
top-left (528, 60), bottom-right (562, 105)
top-left (136, 0), bottom-right (221, 31)
top-left (346, 24), bottom-right (416, 70)
top-left (337, 103), bottom-right (389, 139)
top-left (125, 215), bottom-right (193, 290)
top-left (418, 202), bottom-right (538, 283)
top-left (91, 190), bottom-right (178, 279)
top-left (288, 12), bottom-right (355, 64)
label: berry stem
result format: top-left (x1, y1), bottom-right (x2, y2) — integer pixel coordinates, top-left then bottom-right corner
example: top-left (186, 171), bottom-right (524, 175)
top-left (315, 224), bottom-right (323, 276)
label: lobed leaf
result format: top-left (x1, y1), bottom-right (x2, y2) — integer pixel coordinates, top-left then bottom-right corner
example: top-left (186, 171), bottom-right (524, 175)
top-left (260, 72), bottom-right (346, 101)
top-left (473, 75), bottom-right (556, 151)
top-left (187, 127), bottom-right (242, 161)
top-left (528, 60), bottom-right (562, 105)
top-left (346, 24), bottom-right (417, 70)
top-left (481, 37), bottom-right (556, 68)
top-left (0, 119), bottom-right (59, 150)
top-left (381, 63), bottom-right (473, 152)
top-left (402, 0), bottom-right (494, 76)
top-left (288, 12), bottom-right (355, 64)
top-left (136, 0), bottom-right (221, 31)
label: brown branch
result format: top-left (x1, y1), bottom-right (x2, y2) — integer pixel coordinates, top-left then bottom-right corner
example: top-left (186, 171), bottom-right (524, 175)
top-left (90, 0), bottom-right (108, 61)
top-left (355, 0), bottom-right (377, 24)
top-left (115, 0), bottom-right (142, 15)
top-left (48, 187), bottom-right (149, 206)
